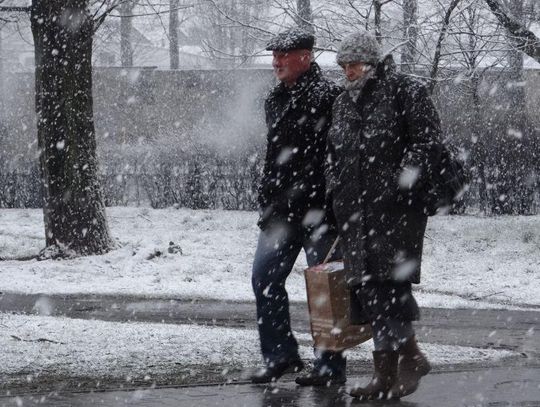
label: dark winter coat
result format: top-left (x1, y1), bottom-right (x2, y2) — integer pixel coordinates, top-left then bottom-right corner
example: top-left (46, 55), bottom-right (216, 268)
top-left (327, 55), bottom-right (442, 287)
top-left (257, 63), bottom-right (342, 229)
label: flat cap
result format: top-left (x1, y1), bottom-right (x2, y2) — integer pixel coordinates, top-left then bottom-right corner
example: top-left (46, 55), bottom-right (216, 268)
top-left (266, 27), bottom-right (315, 51)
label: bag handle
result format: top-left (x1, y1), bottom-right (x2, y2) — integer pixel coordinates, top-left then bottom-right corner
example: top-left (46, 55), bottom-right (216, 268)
top-left (322, 236), bottom-right (340, 265)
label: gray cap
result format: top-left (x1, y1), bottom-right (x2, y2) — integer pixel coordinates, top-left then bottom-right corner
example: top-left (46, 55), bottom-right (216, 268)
top-left (266, 27), bottom-right (315, 52)
top-left (336, 31), bottom-right (381, 66)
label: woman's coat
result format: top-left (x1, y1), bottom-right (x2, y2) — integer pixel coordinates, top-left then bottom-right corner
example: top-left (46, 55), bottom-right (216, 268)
top-left (327, 56), bottom-right (442, 287)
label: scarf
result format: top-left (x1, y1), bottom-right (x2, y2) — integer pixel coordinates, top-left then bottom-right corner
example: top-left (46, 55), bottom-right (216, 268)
top-left (344, 67), bottom-right (375, 102)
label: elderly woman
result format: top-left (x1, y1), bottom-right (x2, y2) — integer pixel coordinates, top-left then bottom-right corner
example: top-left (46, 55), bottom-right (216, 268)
top-left (326, 31), bottom-right (442, 400)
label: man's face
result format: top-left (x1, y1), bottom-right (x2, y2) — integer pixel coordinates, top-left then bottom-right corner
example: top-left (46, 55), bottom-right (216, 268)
top-left (341, 61), bottom-right (371, 82)
top-left (272, 49), bottom-right (312, 85)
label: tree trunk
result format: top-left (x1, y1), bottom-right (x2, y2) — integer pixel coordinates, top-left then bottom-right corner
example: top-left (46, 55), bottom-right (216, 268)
top-left (401, 0), bottom-right (418, 73)
top-left (120, 1), bottom-right (134, 67)
top-left (469, 74), bottom-right (489, 214)
top-left (374, 0), bottom-right (382, 44)
top-left (507, 0), bottom-right (526, 119)
top-left (0, 25), bottom-right (4, 119)
top-left (296, 0), bottom-right (314, 33)
top-left (429, 0), bottom-right (461, 93)
top-left (30, 0), bottom-right (114, 257)
top-left (502, 0), bottom-right (533, 214)
top-left (169, 0), bottom-right (179, 69)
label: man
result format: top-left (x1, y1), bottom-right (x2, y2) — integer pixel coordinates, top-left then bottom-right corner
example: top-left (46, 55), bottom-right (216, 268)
top-left (327, 31), bottom-right (440, 400)
top-left (250, 27), bottom-right (345, 386)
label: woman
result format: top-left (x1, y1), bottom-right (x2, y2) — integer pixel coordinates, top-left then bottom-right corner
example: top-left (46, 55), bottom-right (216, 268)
top-left (326, 31), bottom-right (442, 400)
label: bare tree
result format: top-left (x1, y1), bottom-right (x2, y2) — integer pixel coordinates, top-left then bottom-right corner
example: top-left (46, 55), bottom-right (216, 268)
top-left (449, 2), bottom-right (497, 213)
top-left (0, 3), bottom-right (28, 116)
top-left (401, 0), bottom-right (418, 73)
top-left (437, 0), bottom-right (537, 214)
top-left (497, 0), bottom-right (535, 214)
top-left (373, 0), bottom-right (394, 43)
top-left (296, 0), bottom-right (313, 32)
top-left (120, 0), bottom-right (134, 66)
top-left (31, 0), bottom-right (114, 257)
top-left (196, 0), bottom-right (270, 67)
top-left (169, 0), bottom-right (179, 69)
top-left (0, 23), bottom-right (3, 114)
top-left (484, 0), bottom-right (540, 61)
top-left (506, 0), bottom-right (526, 114)
top-left (429, 0), bottom-right (462, 93)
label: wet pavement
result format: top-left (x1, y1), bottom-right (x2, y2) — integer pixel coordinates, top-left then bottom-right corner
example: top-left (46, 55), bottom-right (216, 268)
top-left (1, 367), bottom-right (539, 406)
top-left (0, 292), bottom-right (538, 355)
top-left (1, 292), bottom-right (539, 405)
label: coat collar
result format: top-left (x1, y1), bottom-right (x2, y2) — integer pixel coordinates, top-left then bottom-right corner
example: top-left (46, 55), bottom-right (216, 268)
top-left (363, 54), bottom-right (395, 91)
top-left (346, 54), bottom-right (395, 106)
top-left (373, 54), bottom-right (396, 80)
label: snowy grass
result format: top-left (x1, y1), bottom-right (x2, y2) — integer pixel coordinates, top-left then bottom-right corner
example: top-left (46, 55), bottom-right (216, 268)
top-left (0, 312), bottom-right (516, 379)
top-left (0, 207), bottom-right (539, 309)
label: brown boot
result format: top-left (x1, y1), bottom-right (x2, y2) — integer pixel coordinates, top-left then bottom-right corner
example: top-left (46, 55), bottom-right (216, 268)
top-left (391, 336), bottom-right (431, 398)
top-left (349, 350), bottom-right (399, 400)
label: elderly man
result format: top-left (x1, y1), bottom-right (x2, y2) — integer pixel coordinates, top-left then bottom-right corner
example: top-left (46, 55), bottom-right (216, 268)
top-left (250, 27), bottom-right (346, 385)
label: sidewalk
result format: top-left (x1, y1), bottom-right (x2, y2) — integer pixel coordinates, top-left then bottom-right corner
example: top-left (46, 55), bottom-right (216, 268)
top-left (1, 292), bottom-right (538, 353)
top-left (0, 293), bottom-right (538, 405)
top-left (2, 366), bottom-right (539, 407)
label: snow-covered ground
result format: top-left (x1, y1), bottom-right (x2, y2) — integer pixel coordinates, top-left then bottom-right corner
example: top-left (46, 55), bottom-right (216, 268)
top-left (0, 312), bottom-right (515, 380)
top-left (0, 208), bottom-right (537, 383)
top-left (1, 207), bottom-right (539, 309)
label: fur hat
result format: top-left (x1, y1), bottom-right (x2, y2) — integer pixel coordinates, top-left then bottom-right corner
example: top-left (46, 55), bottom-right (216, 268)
top-left (336, 31), bottom-right (381, 66)
top-left (266, 27), bottom-right (315, 52)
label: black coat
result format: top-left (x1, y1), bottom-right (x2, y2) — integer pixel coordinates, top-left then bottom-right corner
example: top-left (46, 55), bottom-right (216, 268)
top-left (327, 56), bottom-right (442, 286)
top-left (258, 63), bottom-right (342, 229)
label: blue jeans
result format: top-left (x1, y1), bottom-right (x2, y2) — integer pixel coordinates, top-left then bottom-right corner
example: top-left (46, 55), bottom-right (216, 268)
top-left (251, 219), bottom-right (346, 374)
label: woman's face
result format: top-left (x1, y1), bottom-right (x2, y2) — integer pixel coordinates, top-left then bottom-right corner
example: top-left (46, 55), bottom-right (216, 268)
top-left (341, 62), bottom-right (371, 82)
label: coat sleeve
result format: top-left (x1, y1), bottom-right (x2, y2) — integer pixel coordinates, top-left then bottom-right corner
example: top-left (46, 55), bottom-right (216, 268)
top-left (323, 85), bottom-right (344, 198)
top-left (324, 119), bottom-right (340, 198)
top-left (398, 79), bottom-right (443, 190)
top-left (257, 97), bottom-right (274, 209)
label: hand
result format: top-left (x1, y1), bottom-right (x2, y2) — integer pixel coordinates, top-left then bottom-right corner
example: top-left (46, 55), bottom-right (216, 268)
top-left (257, 206), bottom-right (275, 230)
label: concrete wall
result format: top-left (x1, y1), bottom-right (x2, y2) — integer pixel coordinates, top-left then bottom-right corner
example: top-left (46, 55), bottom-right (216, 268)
top-left (0, 68), bottom-right (275, 162)
top-left (1, 67), bottom-right (539, 165)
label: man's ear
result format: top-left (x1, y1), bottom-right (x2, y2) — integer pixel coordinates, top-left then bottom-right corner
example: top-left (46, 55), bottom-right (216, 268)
top-left (301, 51), bottom-right (312, 63)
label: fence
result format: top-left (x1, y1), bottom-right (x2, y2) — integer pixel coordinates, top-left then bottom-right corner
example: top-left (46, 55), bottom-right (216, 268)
top-left (0, 155), bottom-right (262, 211)
top-left (2, 157), bottom-right (539, 215)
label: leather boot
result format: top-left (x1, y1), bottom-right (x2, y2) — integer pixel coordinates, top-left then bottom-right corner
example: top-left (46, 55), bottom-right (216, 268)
top-left (296, 351), bottom-right (347, 386)
top-left (295, 367), bottom-right (346, 386)
top-left (349, 350), bottom-right (399, 400)
top-left (250, 359), bottom-right (304, 384)
top-left (391, 336), bottom-right (431, 398)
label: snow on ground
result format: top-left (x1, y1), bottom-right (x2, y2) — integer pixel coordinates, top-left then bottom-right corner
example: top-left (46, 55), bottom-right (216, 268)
top-left (0, 208), bottom-right (539, 309)
top-left (0, 312), bottom-right (515, 378)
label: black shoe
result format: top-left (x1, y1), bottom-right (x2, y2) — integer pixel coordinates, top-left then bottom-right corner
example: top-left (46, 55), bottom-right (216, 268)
top-left (250, 359), bottom-right (304, 384)
top-left (295, 368), bottom-right (346, 387)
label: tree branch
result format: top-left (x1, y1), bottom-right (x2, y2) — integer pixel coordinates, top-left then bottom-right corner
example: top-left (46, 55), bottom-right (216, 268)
top-left (484, 0), bottom-right (540, 62)
top-left (429, 0), bottom-right (461, 93)
top-left (0, 6), bottom-right (30, 12)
